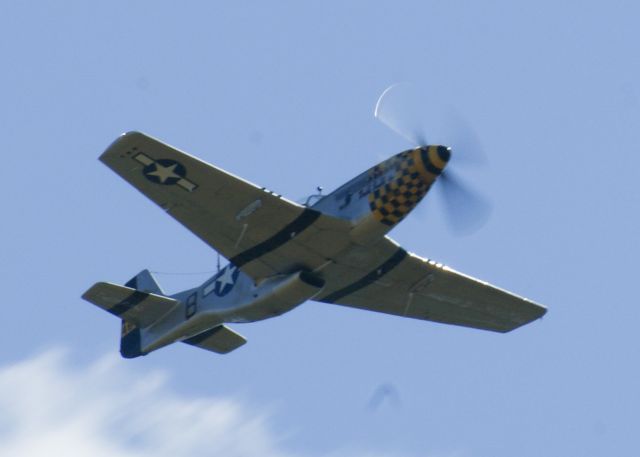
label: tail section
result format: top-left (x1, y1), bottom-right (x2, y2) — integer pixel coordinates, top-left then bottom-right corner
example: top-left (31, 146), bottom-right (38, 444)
top-left (183, 325), bottom-right (247, 354)
top-left (82, 281), bottom-right (178, 327)
top-left (120, 321), bottom-right (143, 358)
top-left (121, 270), bottom-right (161, 358)
top-left (84, 269), bottom-right (249, 358)
top-left (82, 271), bottom-right (179, 359)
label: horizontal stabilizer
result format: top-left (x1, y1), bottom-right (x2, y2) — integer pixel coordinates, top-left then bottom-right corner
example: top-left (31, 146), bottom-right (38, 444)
top-left (183, 325), bottom-right (247, 354)
top-left (82, 282), bottom-right (178, 328)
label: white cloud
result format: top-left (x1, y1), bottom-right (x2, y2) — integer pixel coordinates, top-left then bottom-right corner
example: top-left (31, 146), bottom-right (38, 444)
top-left (0, 349), bottom-right (293, 457)
top-left (0, 350), bottom-right (463, 457)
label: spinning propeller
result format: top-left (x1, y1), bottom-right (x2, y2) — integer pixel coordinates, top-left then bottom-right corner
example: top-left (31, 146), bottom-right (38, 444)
top-left (374, 83), bottom-right (491, 236)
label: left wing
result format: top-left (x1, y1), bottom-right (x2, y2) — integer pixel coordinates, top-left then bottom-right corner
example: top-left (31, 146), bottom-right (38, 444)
top-left (100, 132), bottom-right (351, 281)
top-left (318, 238), bottom-right (546, 333)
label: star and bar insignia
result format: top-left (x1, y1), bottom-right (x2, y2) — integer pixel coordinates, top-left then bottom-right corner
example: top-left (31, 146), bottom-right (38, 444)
top-left (134, 152), bottom-right (198, 192)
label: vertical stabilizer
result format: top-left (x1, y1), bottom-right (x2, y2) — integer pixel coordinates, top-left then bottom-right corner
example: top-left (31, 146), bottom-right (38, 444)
top-left (121, 270), bottom-right (164, 358)
top-left (125, 269), bottom-right (164, 295)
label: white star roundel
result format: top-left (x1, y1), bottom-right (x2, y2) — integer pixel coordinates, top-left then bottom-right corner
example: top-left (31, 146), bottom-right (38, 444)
top-left (213, 265), bottom-right (240, 296)
top-left (133, 153), bottom-right (199, 192)
top-left (143, 159), bottom-right (186, 185)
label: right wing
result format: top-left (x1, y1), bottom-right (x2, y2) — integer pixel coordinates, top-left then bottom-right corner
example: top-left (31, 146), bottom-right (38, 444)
top-left (100, 132), bottom-right (351, 281)
top-left (319, 238), bottom-right (546, 333)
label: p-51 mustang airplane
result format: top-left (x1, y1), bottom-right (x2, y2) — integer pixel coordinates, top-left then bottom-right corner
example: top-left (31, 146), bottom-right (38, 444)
top-left (83, 130), bottom-right (546, 358)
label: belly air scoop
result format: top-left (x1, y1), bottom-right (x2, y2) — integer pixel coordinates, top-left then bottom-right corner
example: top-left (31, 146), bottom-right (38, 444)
top-left (220, 270), bottom-right (325, 323)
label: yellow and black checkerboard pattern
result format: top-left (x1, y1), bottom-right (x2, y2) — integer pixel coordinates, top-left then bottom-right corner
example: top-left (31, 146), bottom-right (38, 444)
top-left (368, 146), bottom-right (448, 226)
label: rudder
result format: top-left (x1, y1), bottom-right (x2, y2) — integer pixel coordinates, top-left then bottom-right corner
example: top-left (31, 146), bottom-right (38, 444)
top-left (120, 320), bottom-right (144, 358)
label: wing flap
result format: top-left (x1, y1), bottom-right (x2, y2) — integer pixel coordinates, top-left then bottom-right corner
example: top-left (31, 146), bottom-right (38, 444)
top-left (183, 325), bottom-right (247, 354)
top-left (82, 282), bottom-right (179, 328)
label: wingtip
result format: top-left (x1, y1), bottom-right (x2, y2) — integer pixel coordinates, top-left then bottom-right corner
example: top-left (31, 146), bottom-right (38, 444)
top-left (118, 130), bottom-right (149, 142)
top-left (121, 130), bottom-right (143, 136)
top-left (530, 300), bottom-right (548, 320)
top-left (99, 131), bottom-right (146, 163)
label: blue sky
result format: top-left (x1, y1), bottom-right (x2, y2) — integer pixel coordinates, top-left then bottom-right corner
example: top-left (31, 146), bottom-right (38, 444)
top-left (1, 1), bottom-right (639, 456)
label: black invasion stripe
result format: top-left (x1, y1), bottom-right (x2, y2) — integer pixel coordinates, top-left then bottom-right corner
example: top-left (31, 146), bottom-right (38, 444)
top-left (184, 326), bottom-right (223, 345)
top-left (109, 291), bottom-right (148, 317)
top-left (229, 209), bottom-right (321, 267)
top-left (322, 248), bottom-right (408, 303)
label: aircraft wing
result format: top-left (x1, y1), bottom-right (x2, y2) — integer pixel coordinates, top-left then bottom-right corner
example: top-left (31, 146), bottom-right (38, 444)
top-left (319, 238), bottom-right (547, 333)
top-left (100, 132), bottom-right (351, 281)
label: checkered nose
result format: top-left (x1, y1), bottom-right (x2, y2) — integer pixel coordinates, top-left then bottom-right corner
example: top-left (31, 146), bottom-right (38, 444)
top-left (367, 146), bottom-right (453, 227)
top-left (418, 145), bottom-right (451, 179)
